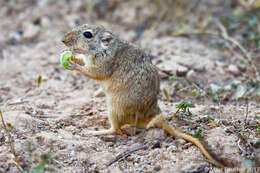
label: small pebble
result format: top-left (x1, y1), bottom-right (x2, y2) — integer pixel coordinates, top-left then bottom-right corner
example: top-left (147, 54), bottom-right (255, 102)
top-left (126, 156), bottom-right (134, 162)
top-left (99, 135), bottom-right (117, 142)
top-left (237, 63), bottom-right (247, 72)
top-left (224, 126), bottom-right (235, 133)
top-left (152, 140), bottom-right (161, 149)
top-left (158, 71), bottom-right (169, 79)
top-left (153, 165), bottom-right (161, 171)
top-left (182, 143), bottom-right (193, 149)
top-left (228, 64), bottom-right (240, 76)
top-left (167, 145), bottom-right (178, 152)
top-left (22, 22), bottom-right (40, 41)
top-left (176, 65), bottom-right (188, 76)
top-left (94, 88), bottom-right (105, 97)
top-left (186, 70), bottom-right (197, 83)
top-left (194, 64), bottom-right (206, 72)
top-left (220, 119), bottom-right (229, 126)
top-left (175, 138), bottom-right (186, 145)
top-left (107, 142), bottom-right (114, 147)
top-left (252, 138), bottom-right (260, 148)
top-left (40, 16), bottom-right (50, 27)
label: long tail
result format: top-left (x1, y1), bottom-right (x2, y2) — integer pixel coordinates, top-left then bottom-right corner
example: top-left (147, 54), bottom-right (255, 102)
top-left (147, 114), bottom-right (225, 169)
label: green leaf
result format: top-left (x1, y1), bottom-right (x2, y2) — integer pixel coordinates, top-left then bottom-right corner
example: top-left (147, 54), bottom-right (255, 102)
top-left (192, 128), bottom-right (203, 137)
top-left (176, 100), bottom-right (195, 109)
top-left (169, 75), bottom-right (178, 81)
top-left (237, 132), bottom-right (247, 141)
top-left (36, 161), bottom-right (46, 171)
top-left (202, 115), bottom-right (215, 121)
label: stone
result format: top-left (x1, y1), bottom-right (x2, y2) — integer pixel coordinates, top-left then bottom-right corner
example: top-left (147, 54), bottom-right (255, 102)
top-left (22, 22), bottom-right (40, 41)
top-left (228, 64), bottom-right (240, 76)
top-left (158, 70), bottom-right (169, 79)
top-left (194, 64), bottom-right (206, 72)
top-left (176, 65), bottom-right (188, 76)
top-left (94, 88), bottom-right (105, 97)
top-left (237, 63), bottom-right (247, 72)
top-left (167, 145), bottom-right (178, 152)
top-left (252, 138), bottom-right (260, 148)
top-left (175, 138), bottom-right (186, 145)
top-left (40, 16), bottom-right (51, 27)
top-left (153, 165), bottom-right (161, 171)
top-left (186, 70), bottom-right (197, 83)
top-left (152, 140), bottom-right (161, 149)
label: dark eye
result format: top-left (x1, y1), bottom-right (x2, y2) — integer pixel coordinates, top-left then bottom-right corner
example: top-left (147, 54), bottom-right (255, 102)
top-left (83, 31), bottom-right (93, 39)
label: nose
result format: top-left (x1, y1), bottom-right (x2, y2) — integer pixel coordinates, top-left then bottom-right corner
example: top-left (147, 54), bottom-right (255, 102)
top-left (61, 38), bottom-right (66, 44)
top-left (61, 31), bottom-right (76, 46)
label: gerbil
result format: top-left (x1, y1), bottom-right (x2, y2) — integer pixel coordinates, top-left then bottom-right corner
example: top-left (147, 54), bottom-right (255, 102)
top-left (61, 24), bottom-right (224, 168)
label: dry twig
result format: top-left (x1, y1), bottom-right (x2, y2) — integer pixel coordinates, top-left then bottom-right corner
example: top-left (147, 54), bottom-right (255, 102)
top-left (216, 22), bottom-right (260, 81)
top-left (106, 143), bottom-right (148, 167)
top-left (0, 110), bottom-right (16, 156)
top-left (171, 22), bottom-right (260, 81)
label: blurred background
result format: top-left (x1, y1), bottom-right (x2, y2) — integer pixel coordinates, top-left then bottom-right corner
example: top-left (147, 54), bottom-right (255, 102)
top-left (0, 1), bottom-right (260, 172)
top-left (1, 0), bottom-right (260, 102)
top-left (1, 0), bottom-right (260, 47)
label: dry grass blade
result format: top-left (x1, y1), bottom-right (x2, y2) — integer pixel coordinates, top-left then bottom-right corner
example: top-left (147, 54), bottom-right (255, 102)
top-left (0, 110), bottom-right (16, 156)
top-left (162, 88), bottom-right (170, 102)
top-left (244, 96), bottom-right (249, 126)
top-left (37, 75), bottom-right (42, 88)
top-left (0, 110), bottom-right (23, 172)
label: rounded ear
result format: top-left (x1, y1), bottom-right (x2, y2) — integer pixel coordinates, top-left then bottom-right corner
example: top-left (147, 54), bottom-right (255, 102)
top-left (101, 32), bottom-right (113, 44)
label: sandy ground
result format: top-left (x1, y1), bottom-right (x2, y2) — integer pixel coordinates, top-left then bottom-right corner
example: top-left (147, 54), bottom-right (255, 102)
top-left (0, 1), bottom-right (259, 173)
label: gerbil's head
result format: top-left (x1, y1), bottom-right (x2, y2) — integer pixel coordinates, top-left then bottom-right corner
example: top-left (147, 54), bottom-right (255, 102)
top-left (62, 24), bottom-right (119, 56)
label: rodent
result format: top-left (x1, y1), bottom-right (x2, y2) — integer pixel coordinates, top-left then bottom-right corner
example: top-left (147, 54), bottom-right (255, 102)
top-left (61, 24), bottom-right (224, 168)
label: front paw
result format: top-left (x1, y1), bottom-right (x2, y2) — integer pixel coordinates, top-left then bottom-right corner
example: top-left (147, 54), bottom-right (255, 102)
top-left (67, 58), bottom-right (79, 70)
top-left (60, 51), bottom-right (83, 71)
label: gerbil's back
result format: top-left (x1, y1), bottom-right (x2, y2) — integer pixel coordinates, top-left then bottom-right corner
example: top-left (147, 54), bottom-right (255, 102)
top-left (107, 43), bottom-right (160, 115)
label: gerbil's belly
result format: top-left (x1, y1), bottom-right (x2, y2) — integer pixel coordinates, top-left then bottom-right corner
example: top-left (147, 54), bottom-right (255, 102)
top-left (118, 112), bottom-right (153, 128)
top-left (114, 101), bottom-right (159, 128)
top-left (107, 88), bottom-right (160, 128)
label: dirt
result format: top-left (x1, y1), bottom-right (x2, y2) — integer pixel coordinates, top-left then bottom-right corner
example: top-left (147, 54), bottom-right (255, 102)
top-left (0, 1), bottom-right (259, 173)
